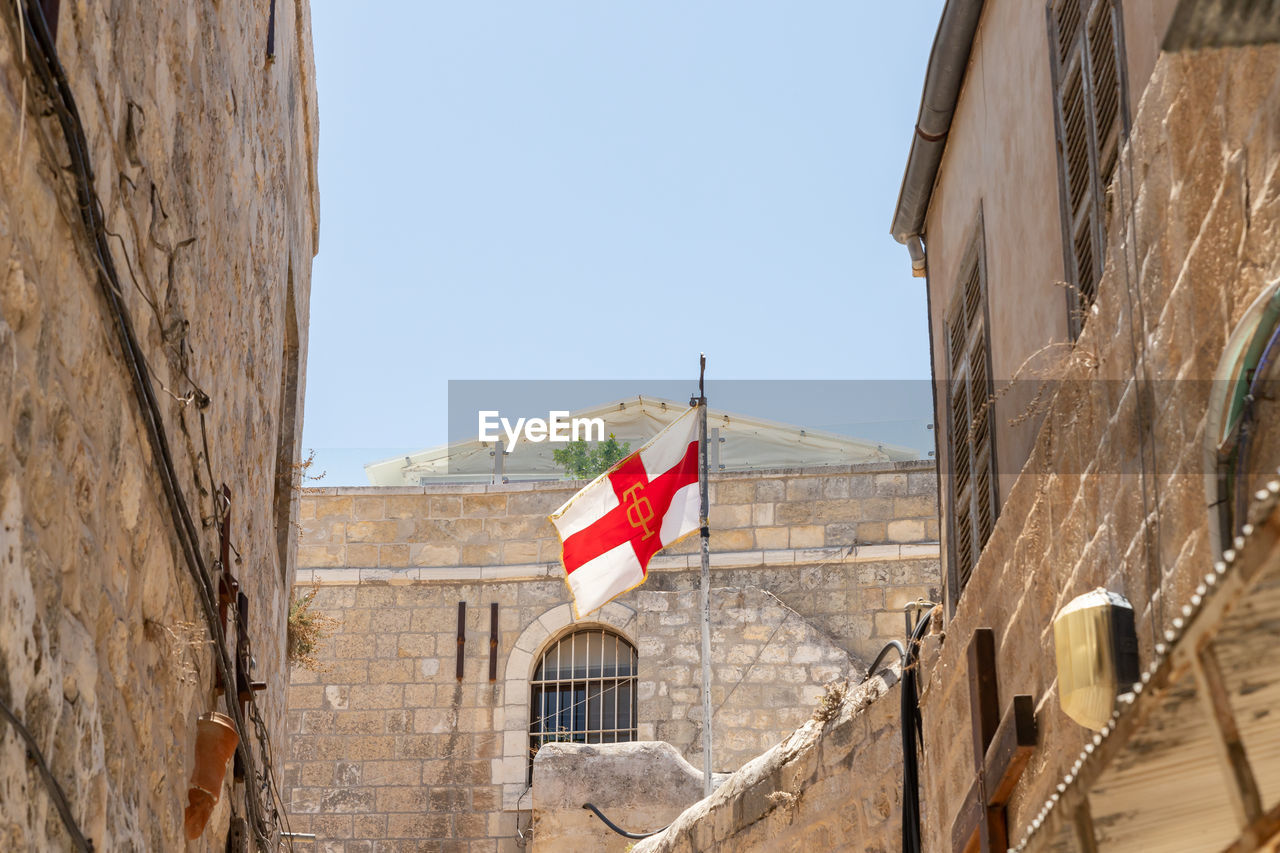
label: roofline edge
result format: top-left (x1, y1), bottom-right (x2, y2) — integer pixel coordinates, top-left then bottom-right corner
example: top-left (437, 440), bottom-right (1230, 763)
top-left (889, 0), bottom-right (986, 249)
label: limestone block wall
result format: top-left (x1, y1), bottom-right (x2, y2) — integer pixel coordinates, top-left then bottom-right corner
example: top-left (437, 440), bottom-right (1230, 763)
top-left (641, 554), bottom-right (936, 667)
top-left (630, 669), bottom-right (904, 853)
top-left (0, 2), bottom-right (317, 850)
top-left (280, 577), bottom-right (869, 851)
top-left (283, 581), bottom-right (512, 849)
top-left (918, 46), bottom-right (1280, 853)
top-left (284, 462), bottom-right (940, 852)
top-left (531, 741), bottom-right (720, 853)
top-left (632, 586), bottom-right (853, 768)
top-left (297, 460), bottom-right (941, 666)
top-left (298, 462), bottom-right (938, 568)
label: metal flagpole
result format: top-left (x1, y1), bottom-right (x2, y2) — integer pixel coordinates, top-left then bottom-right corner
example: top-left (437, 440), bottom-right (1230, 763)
top-left (696, 353), bottom-right (713, 797)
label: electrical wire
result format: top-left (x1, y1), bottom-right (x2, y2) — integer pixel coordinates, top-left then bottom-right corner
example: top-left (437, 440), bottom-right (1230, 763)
top-left (8, 2), bottom-right (285, 847)
top-left (580, 607), bottom-right (937, 846)
top-left (237, 613), bottom-right (296, 847)
top-left (9, 0), bottom-right (24, 173)
top-left (1112, 76), bottom-right (1167, 650)
top-left (863, 640), bottom-right (906, 681)
top-left (898, 608), bottom-right (933, 853)
top-left (0, 695), bottom-right (94, 852)
top-left (582, 803), bottom-right (670, 840)
top-left (861, 606), bottom-right (932, 853)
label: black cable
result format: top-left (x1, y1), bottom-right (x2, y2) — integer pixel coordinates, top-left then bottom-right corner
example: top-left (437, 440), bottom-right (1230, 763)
top-left (862, 640), bottom-right (906, 682)
top-left (859, 609), bottom-right (932, 853)
top-left (581, 615), bottom-right (933, 848)
top-left (582, 803), bottom-right (670, 840)
top-left (0, 696), bottom-right (94, 851)
top-left (583, 620), bottom-right (934, 846)
top-left (11, 2), bottom-right (273, 846)
top-left (899, 609), bottom-right (933, 853)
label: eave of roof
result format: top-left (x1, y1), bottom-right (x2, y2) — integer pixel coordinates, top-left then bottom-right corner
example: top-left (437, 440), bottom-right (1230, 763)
top-left (889, 0), bottom-right (986, 246)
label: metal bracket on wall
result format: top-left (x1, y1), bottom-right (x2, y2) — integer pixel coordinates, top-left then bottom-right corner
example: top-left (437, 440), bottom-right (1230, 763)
top-left (225, 816), bottom-right (248, 853)
top-left (266, 0), bottom-right (277, 60)
top-left (456, 601), bottom-right (466, 681)
top-left (489, 603), bottom-right (499, 681)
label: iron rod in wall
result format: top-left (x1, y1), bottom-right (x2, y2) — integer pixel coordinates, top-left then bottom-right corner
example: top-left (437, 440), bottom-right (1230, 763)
top-left (266, 0), bottom-right (277, 59)
top-left (456, 601), bottom-right (466, 681)
top-left (489, 603), bottom-right (499, 682)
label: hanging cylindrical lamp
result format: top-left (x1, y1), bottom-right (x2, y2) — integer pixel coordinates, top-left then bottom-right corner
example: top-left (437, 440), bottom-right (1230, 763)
top-left (1053, 588), bottom-right (1141, 730)
top-left (184, 712), bottom-right (240, 840)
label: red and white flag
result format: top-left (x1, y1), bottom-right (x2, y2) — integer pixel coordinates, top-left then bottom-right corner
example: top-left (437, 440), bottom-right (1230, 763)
top-left (550, 406), bottom-right (702, 616)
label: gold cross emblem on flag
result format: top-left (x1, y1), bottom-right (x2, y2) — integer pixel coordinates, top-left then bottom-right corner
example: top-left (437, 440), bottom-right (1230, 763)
top-left (622, 482), bottom-right (656, 540)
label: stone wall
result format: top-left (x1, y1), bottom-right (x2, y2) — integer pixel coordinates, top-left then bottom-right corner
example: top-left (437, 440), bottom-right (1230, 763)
top-left (918, 45), bottom-right (1280, 853)
top-left (630, 669), bottom-right (903, 853)
top-left (298, 461), bottom-right (940, 666)
top-left (283, 462), bottom-right (940, 852)
top-left (0, 2), bottom-right (317, 851)
top-left (531, 741), bottom-right (721, 853)
top-left (298, 463), bottom-right (939, 566)
top-left (634, 586), bottom-right (853, 769)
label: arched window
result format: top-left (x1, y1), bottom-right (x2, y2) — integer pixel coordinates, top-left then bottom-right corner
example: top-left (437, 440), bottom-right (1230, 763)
top-left (529, 628), bottom-right (637, 770)
top-left (1207, 282), bottom-right (1280, 552)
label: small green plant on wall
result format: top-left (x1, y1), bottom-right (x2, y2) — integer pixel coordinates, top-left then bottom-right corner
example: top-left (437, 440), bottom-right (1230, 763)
top-left (286, 587), bottom-right (339, 671)
top-left (552, 434), bottom-right (630, 480)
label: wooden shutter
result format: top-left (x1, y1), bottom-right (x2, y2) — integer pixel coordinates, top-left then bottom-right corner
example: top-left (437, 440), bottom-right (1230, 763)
top-left (1089, 3), bottom-right (1122, 187)
top-left (946, 249), bottom-right (997, 600)
top-left (1049, 0), bottom-right (1126, 334)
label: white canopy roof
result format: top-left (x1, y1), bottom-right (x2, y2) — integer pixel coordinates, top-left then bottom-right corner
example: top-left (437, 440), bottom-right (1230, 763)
top-left (365, 396), bottom-right (919, 486)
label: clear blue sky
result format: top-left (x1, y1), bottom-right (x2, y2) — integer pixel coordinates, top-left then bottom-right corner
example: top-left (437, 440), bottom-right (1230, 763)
top-left (302, 2), bottom-right (944, 483)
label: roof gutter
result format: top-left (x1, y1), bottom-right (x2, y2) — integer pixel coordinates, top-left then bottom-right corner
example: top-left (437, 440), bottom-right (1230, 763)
top-left (889, 0), bottom-right (986, 277)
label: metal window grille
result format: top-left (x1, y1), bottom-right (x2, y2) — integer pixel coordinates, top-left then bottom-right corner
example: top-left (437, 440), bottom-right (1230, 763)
top-left (528, 629), bottom-right (637, 779)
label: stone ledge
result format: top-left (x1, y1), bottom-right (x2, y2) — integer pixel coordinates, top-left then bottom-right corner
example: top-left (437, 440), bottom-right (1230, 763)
top-left (711, 459), bottom-right (935, 478)
top-left (298, 563), bottom-right (561, 584)
top-left (297, 543), bottom-right (941, 583)
top-left (632, 667), bottom-right (901, 853)
top-left (653, 542), bottom-right (939, 570)
top-left (301, 459), bottom-right (937, 499)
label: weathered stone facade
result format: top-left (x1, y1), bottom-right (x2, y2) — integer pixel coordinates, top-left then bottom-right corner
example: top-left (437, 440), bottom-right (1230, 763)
top-left (531, 741), bottom-right (727, 853)
top-left (283, 462), bottom-right (940, 851)
top-left (530, 673), bottom-right (908, 853)
top-left (0, 1), bottom-right (317, 850)
top-left (631, 668), bottom-right (904, 853)
top-left (918, 43), bottom-right (1280, 853)
top-left (603, 31), bottom-right (1280, 853)
top-left (296, 463), bottom-right (939, 663)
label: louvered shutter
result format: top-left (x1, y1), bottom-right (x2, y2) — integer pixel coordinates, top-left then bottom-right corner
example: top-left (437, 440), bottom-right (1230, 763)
top-left (1089, 4), bottom-right (1121, 185)
top-left (946, 253), bottom-right (997, 599)
top-left (1049, 0), bottom-right (1125, 333)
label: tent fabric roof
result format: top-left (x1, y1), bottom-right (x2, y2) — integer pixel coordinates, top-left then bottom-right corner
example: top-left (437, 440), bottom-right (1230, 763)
top-left (365, 396), bottom-right (920, 486)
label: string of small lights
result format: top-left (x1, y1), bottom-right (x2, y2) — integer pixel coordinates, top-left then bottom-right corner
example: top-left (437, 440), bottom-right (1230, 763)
top-left (1009, 475), bottom-right (1279, 852)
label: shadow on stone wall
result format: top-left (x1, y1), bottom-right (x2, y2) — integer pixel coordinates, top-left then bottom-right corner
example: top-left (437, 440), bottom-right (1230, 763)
top-left (630, 667), bottom-right (904, 853)
top-left (531, 741), bottom-right (730, 853)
